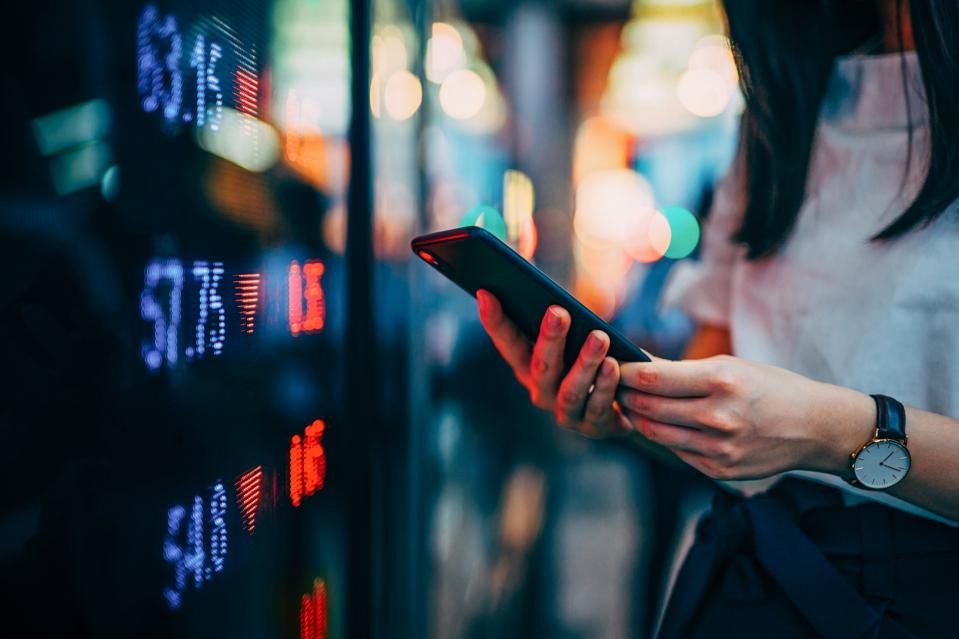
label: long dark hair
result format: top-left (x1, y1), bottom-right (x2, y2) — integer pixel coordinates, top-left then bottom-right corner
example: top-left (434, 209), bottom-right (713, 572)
top-left (723, 0), bottom-right (959, 259)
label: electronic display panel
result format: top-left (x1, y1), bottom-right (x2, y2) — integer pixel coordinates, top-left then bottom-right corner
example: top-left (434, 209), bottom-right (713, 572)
top-left (0, 1), bottom-right (356, 637)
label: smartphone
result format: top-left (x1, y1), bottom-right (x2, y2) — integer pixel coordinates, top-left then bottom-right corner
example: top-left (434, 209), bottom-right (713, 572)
top-left (411, 225), bottom-right (719, 476)
top-left (411, 225), bottom-right (651, 369)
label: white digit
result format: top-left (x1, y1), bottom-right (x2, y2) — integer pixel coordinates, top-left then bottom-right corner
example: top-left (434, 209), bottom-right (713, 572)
top-left (207, 42), bottom-right (223, 131)
top-left (189, 34), bottom-right (206, 126)
top-left (187, 496), bottom-right (205, 587)
top-left (191, 261), bottom-right (225, 358)
top-left (208, 482), bottom-right (227, 576)
top-left (162, 505), bottom-right (187, 610)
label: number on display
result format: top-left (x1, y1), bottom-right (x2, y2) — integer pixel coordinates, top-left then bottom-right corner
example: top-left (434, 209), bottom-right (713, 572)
top-left (137, 4), bottom-right (224, 130)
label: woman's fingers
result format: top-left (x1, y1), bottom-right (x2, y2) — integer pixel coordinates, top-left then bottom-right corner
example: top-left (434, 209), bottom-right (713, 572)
top-left (475, 292), bottom-right (635, 440)
top-left (625, 411), bottom-right (720, 455)
top-left (619, 359), bottom-right (717, 398)
top-left (528, 306), bottom-right (570, 407)
top-left (555, 330), bottom-right (610, 426)
top-left (477, 290), bottom-right (532, 383)
top-left (616, 389), bottom-right (712, 430)
top-left (582, 357), bottom-right (624, 434)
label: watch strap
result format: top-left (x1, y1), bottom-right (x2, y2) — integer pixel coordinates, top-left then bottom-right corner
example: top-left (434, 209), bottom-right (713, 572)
top-left (870, 394), bottom-right (906, 441)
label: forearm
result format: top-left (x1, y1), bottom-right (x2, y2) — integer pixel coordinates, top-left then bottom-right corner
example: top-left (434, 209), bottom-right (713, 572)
top-left (812, 384), bottom-right (959, 522)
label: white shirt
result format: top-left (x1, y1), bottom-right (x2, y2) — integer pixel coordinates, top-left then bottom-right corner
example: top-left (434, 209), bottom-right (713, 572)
top-left (664, 51), bottom-right (959, 526)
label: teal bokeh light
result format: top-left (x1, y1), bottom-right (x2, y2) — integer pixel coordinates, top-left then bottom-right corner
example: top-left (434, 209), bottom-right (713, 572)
top-left (661, 205), bottom-right (700, 259)
top-left (461, 205), bottom-right (508, 242)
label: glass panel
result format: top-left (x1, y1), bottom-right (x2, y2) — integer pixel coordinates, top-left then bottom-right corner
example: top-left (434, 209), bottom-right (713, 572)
top-left (2, 0), bottom-right (352, 636)
top-left (6, 0), bottom-right (742, 636)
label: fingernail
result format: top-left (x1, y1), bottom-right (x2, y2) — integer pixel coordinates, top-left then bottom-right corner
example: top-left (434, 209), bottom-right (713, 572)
top-left (601, 357), bottom-right (615, 377)
top-left (477, 290), bottom-right (490, 312)
top-left (587, 331), bottom-right (605, 354)
top-left (547, 307), bottom-right (563, 330)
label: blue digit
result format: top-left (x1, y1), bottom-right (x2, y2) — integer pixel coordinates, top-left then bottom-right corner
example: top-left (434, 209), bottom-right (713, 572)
top-left (140, 259), bottom-right (183, 370)
top-left (135, 4), bottom-right (183, 122)
top-left (162, 505), bottom-right (187, 610)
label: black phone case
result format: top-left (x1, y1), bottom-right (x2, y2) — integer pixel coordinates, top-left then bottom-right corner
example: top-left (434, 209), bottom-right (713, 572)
top-left (411, 226), bottom-right (651, 369)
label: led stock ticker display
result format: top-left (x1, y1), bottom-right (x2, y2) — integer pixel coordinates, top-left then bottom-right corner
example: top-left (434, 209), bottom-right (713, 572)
top-left (136, 4), bottom-right (333, 633)
top-left (163, 421), bottom-right (328, 612)
top-left (300, 579), bottom-right (329, 639)
top-left (162, 481), bottom-right (228, 610)
top-left (140, 258), bottom-right (326, 371)
top-left (145, 257), bottom-right (332, 619)
top-left (136, 4), bottom-right (258, 131)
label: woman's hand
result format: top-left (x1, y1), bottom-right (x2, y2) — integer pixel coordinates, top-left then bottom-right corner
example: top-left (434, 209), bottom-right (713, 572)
top-left (617, 355), bottom-right (875, 480)
top-left (476, 289), bottom-right (630, 438)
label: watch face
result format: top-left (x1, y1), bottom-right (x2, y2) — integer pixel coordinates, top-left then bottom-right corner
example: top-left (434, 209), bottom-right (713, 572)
top-left (853, 440), bottom-right (911, 489)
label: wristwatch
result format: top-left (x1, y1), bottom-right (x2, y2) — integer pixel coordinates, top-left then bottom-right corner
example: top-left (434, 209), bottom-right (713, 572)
top-left (847, 394), bottom-right (911, 490)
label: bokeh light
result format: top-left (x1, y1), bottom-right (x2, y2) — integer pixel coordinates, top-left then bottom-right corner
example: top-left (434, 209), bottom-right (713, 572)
top-left (502, 170), bottom-right (537, 260)
top-left (503, 171), bottom-right (533, 240)
top-left (100, 164), bottom-right (120, 201)
top-left (439, 69), bottom-right (487, 121)
top-left (573, 169), bottom-right (655, 247)
top-left (661, 205), bottom-right (701, 259)
top-left (627, 210), bottom-right (672, 263)
top-left (370, 72), bottom-right (383, 118)
top-left (461, 204), bottom-right (507, 242)
top-left (372, 26), bottom-right (409, 72)
top-left (688, 35), bottom-right (738, 90)
top-left (197, 108), bottom-right (280, 172)
top-left (426, 22), bottom-right (466, 83)
top-left (383, 70), bottom-right (422, 121)
top-left (573, 116), bottom-right (630, 186)
top-left (676, 68), bottom-right (729, 118)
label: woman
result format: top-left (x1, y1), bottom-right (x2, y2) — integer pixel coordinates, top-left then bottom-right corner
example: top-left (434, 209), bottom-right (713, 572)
top-left (476, 0), bottom-right (959, 636)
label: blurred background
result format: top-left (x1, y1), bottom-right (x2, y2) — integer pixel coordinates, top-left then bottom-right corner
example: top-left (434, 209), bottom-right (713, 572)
top-left (0, 0), bottom-right (740, 636)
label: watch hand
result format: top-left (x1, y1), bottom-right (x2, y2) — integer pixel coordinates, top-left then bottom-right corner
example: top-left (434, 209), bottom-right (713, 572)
top-left (881, 451), bottom-right (895, 464)
top-left (884, 465), bottom-right (904, 472)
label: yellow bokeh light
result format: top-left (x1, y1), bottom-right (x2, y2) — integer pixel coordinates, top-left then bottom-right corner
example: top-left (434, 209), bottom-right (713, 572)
top-left (677, 67), bottom-right (729, 118)
top-left (370, 72), bottom-right (382, 119)
top-left (503, 170), bottom-right (534, 243)
top-left (439, 69), bottom-right (487, 121)
top-left (372, 27), bottom-right (409, 73)
top-left (384, 70), bottom-right (422, 121)
top-left (198, 108), bottom-right (280, 173)
top-left (502, 170), bottom-right (537, 259)
top-left (426, 22), bottom-right (466, 83)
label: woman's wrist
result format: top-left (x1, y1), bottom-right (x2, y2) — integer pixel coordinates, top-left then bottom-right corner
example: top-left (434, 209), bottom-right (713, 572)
top-left (805, 383), bottom-right (876, 476)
